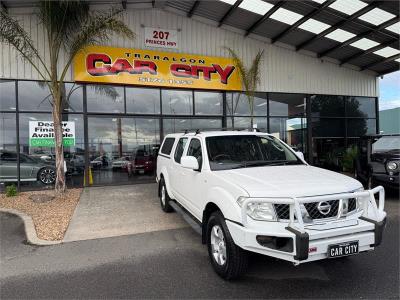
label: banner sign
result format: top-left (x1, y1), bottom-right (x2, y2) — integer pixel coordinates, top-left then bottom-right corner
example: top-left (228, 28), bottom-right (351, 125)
top-left (144, 27), bottom-right (178, 49)
top-left (73, 46), bottom-right (241, 90)
top-left (29, 121), bottom-right (75, 147)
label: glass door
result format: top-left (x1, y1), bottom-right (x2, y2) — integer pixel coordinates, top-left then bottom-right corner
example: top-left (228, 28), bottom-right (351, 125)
top-left (87, 116), bottom-right (160, 185)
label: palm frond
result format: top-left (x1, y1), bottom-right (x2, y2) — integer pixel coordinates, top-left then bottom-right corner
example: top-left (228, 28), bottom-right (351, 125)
top-left (91, 85), bottom-right (121, 101)
top-left (247, 49), bottom-right (264, 96)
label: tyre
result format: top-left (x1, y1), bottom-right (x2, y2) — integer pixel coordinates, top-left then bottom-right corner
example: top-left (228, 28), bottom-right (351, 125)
top-left (206, 211), bottom-right (248, 280)
top-left (38, 167), bottom-right (56, 185)
top-left (159, 178), bottom-right (173, 213)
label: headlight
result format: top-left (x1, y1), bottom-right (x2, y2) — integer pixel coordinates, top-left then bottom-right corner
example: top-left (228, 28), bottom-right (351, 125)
top-left (237, 197), bottom-right (277, 221)
top-left (387, 161), bottom-right (398, 171)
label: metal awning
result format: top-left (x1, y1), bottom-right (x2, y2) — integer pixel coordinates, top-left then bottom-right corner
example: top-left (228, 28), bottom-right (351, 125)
top-left (1, 0), bottom-right (399, 76)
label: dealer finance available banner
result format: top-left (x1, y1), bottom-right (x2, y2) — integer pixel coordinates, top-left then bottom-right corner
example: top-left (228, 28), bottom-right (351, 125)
top-left (29, 121), bottom-right (75, 147)
top-left (73, 45), bottom-right (241, 90)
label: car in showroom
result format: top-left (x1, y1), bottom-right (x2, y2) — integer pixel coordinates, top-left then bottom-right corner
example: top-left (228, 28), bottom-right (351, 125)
top-left (0, 150), bottom-right (56, 185)
top-left (156, 131), bottom-right (386, 279)
top-left (354, 134), bottom-right (399, 189)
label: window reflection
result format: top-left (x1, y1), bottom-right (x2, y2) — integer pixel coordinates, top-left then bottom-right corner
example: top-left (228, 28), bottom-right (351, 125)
top-left (63, 83), bottom-right (83, 112)
top-left (269, 117), bottom-right (307, 153)
top-left (269, 93), bottom-right (306, 117)
top-left (347, 119), bottom-right (376, 137)
top-left (226, 93), bottom-right (268, 116)
top-left (0, 80), bottom-right (16, 111)
top-left (87, 84), bottom-right (124, 113)
top-left (195, 91), bottom-right (223, 115)
top-left (345, 97), bottom-right (376, 118)
top-left (312, 118), bottom-right (345, 137)
top-left (126, 87), bottom-right (160, 114)
top-left (311, 95), bottom-right (344, 117)
top-left (162, 89), bottom-right (193, 115)
top-left (163, 118), bottom-right (222, 135)
top-left (18, 81), bottom-right (52, 111)
top-left (227, 117), bottom-right (267, 130)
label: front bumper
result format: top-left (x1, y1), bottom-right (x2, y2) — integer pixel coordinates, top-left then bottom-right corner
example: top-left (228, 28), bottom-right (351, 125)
top-left (227, 186), bottom-right (386, 264)
top-left (372, 173), bottom-right (399, 188)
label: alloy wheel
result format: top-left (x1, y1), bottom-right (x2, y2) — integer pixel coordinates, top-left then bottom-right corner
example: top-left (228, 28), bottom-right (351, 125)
top-left (40, 168), bottom-right (55, 184)
top-left (210, 225), bottom-right (227, 266)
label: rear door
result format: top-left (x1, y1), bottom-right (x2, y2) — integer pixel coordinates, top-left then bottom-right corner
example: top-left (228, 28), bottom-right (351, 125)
top-left (170, 137), bottom-right (188, 205)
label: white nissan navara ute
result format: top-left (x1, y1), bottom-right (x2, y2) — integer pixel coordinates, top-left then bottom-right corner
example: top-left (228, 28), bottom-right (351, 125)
top-left (156, 131), bottom-right (386, 280)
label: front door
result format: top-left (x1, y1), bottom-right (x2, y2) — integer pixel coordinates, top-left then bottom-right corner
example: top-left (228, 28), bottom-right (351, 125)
top-left (180, 137), bottom-right (205, 218)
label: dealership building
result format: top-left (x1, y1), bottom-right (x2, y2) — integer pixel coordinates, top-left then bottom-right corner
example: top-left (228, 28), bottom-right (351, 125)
top-left (0, 0), bottom-right (399, 189)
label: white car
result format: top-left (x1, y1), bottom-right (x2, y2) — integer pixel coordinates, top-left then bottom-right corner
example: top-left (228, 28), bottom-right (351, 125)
top-left (156, 131), bottom-right (386, 280)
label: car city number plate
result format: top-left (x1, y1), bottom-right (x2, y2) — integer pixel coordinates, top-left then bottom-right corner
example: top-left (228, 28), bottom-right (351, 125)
top-left (328, 241), bottom-right (359, 258)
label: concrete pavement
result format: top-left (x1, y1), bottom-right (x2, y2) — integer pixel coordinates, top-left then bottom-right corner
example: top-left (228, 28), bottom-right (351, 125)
top-left (63, 184), bottom-right (188, 242)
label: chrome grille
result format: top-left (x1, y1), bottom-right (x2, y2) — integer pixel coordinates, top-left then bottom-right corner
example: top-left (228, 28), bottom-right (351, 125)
top-left (274, 198), bottom-right (357, 220)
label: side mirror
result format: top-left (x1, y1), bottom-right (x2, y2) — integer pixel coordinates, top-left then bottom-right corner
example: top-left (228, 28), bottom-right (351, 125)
top-left (295, 151), bottom-right (305, 161)
top-left (181, 156), bottom-right (199, 171)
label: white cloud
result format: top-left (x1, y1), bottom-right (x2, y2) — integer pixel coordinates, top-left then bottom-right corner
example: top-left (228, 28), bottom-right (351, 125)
top-left (379, 99), bottom-right (400, 111)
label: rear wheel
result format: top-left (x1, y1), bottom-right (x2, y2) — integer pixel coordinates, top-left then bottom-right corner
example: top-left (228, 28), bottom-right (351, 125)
top-left (206, 211), bottom-right (248, 280)
top-left (159, 178), bottom-right (173, 213)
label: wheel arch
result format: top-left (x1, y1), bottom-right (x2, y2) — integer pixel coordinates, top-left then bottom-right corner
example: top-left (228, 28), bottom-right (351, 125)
top-left (158, 167), bottom-right (173, 198)
top-left (202, 202), bottom-right (221, 244)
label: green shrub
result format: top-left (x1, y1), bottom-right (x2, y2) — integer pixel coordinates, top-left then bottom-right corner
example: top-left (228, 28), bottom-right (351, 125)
top-left (342, 146), bottom-right (358, 172)
top-left (5, 184), bottom-right (18, 197)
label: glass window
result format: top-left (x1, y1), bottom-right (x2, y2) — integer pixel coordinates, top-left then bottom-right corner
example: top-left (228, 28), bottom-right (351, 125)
top-left (0, 112), bottom-right (18, 187)
top-left (311, 95), bottom-right (345, 117)
top-left (163, 118), bottom-right (222, 136)
top-left (126, 87), bottom-right (160, 114)
top-left (86, 84), bottom-right (124, 113)
top-left (345, 97), bottom-right (376, 118)
top-left (18, 81), bottom-right (52, 111)
top-left (312, 138), bottom-right (345, 171)
top-left (187, 138), bottom-right (202, 169)
top-left (18, 113), bottom-right (85, 189)
top-left (160, 138), bottom-right (175, 155)
top-left (347, 119), bottom-right (376, 137)
top-left (312, 118), bottom-right (345, 137)
top-left (226, 93), bottom-right (268, 116)
top-left (63, 83), bottom-right (83, 112)
top-left (0, 80), bottom-right (16, 111)
top-left (227, 117), bottom-right (267, 130)
top-left (269, 117), bottom-right (307, 153)
top-left (194, 91), bottom-right (223, 115)
top-left (162, 89), bottom-right (193, 115)
top-left (174, 138), bottom-right (187, 164)
top-left (269, 93), bottom-right (306, 117)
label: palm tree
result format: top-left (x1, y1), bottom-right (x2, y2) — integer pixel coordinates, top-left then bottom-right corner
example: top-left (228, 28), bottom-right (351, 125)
top-left (0, 1), bottom-right (134, 194)
top-left (225, 47), bottom-right (264, 129)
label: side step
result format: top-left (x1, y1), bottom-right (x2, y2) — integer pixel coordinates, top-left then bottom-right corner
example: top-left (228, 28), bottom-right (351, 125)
top-left (169, 201), bottom-right (202, 235)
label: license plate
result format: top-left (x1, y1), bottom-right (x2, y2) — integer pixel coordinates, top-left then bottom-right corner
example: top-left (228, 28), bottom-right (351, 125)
top-left (328, 241), bottom-right (359, 258)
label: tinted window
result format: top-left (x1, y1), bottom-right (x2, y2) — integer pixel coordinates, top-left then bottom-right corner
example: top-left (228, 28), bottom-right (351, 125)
top-left (18, 81), bottom-right (52, 111)
top-left (86, 84), bottom-right (124, 113)
top-left (311, 95), bottom-right (344, 117)
top-left (269, 93), bottom-right (306, 117)
top-left (347, 119), bottom-right (376, 137)
top-left (345, 97), bottom-right (376, 118)
top-left (312, 118), bottom-right (345, 137)
top-left (0, 151), bottom-right (17, 161)
top-left (187, 138), bottom-right (202, 169)
top-left (194, 91), bottom-right (223, 115)
top-left (63, 83), bottom-right (83, 112)
top-left (162, 90), bottom-right (193, 115)
top-left (0, 80), bottom-right (16, 111)
top-left (160, 138), bottom-right (175, 155)
top-left (126, 87), bottom-right (160, 114)
top-left (174, 138), bottom-right (187, 163)
top-left (226, 93), bottom-right (268, 116)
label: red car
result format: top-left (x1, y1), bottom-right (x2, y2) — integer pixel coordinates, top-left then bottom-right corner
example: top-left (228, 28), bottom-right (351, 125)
top-left (127, 149), bottom-right (155, 176)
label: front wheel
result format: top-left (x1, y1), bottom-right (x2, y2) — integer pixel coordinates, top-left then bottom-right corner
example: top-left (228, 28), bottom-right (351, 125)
top-left (38, 167), bottom-right (56, 185)
top-left (207, 211), bottom-right (248, 280)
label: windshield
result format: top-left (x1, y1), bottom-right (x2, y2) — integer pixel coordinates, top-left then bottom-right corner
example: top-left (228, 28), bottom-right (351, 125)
top-left (206, 135), bottom-right (303, 171)
top-left (372, 136), bottom-right (400, 153)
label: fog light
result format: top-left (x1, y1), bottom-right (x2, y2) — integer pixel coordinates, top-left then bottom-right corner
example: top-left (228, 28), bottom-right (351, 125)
top-left (387, 162), bottom-right (398, 171)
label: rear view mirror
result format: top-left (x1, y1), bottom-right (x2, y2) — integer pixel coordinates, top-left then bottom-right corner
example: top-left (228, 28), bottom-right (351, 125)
top-left (181, 156), bottom-right (199, 171)
top-left (295, 151), bottom-right (305, 161)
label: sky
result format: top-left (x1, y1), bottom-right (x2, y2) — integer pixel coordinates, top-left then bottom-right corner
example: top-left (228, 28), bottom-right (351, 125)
top-left (379, 71), bottom-right (400, 111)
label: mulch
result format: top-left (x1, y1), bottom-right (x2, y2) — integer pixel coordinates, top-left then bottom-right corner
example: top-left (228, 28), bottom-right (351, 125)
top-left (0, 188), bottom-right (82, 241)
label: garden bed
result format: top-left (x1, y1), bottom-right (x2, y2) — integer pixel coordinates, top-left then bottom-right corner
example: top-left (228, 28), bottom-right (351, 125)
top-left (0, 188), bottom-right (82, 241)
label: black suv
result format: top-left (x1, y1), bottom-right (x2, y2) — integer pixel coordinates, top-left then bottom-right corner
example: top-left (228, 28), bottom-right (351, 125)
top-left (354, 134), bottom-right (399, 189)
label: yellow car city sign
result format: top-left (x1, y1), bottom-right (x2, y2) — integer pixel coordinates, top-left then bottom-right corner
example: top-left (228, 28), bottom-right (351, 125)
top-left (73, 46), bottom-right (241, 91)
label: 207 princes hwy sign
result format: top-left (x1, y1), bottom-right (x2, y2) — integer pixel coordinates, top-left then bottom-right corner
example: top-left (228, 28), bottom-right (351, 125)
top-left (29, 121), bottom-right (75, 147)
top-left (73, 46), bottom-right (241, 90)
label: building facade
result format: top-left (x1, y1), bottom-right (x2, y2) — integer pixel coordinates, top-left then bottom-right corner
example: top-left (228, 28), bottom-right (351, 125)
top-left (0, 6), bottom-right (382, 190)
